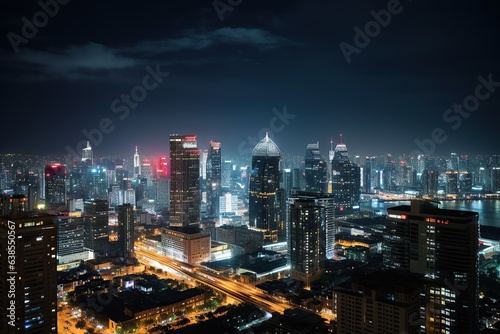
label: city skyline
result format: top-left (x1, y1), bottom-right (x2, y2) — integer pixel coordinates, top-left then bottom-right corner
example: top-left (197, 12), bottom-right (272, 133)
top-left (1, 1), bottom-right (500, 158)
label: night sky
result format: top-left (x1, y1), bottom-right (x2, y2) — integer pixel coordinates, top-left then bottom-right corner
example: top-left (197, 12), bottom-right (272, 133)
top-left (1, 0), bottom-right (500, 160)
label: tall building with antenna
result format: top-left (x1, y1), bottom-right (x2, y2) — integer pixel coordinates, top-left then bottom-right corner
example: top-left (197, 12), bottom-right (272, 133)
top-left (133, 146), bottom-right (141, 178)
top-left (81, 141), bottom-right (93, 165)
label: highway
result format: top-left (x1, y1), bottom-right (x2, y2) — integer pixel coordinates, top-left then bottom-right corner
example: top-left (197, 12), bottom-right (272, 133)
top-left (134, 244), bottom-right (290, 315)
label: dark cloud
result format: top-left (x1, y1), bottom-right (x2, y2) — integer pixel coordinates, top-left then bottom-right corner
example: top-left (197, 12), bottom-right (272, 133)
top-left (129, 27), bottom-right (296, 54)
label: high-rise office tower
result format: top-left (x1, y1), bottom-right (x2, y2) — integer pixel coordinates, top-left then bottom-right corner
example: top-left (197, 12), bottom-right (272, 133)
top-left (491, 167), bottom-right (500, 193)
top-left (249, 133), bottom-right (281, 231)
top-left (331, 138), bottom-right (360, 216)
top-left (123, 188), bottom-right (136, 209)
top-left (383, 154), bottom-right (396, 191)
top-left (140, 159), bottom-right (156, 200)
top-left (155, 176), bottom-right (170, 213)
top-left (221, 160), bottom-right (232, 189)
top-left (133, 146), bottom-right (141, 178)
top-left (109, 184), bottom-right (122, 207)
top-left (116, 203), bottom-right (134, 257)
top-left (200, 150), bottom-right (208, 206)
top-left (287, 192), bottom-right (335, 286)
top-left (87, 165), bottom-right (108, 200)
top-left (448, 152), bottom-right (459, 171)
top-left (206, 141), bottom-right (222, 218)
top-left (328, 137), bottom-right (335, 193)
top-left (459, 171), bottom-right (472, 196)
top-left (81, 141), bottom-right (93, 165)
top-left (281, 169), bottom-right (292, 197)
top-left (364, 156), bottom-right (375, 193)
top-left (84, 199), bottom-right (109, 258)
top-left (459, 154), bottom-right (469, 173)
top-left (398, 160), bottom-right (413, 189)
top-left (445, 170), bottom-right (459, 196)
top-left (15, 171), bottom-right (39, 211)
top-left (291, 168), bottom-right (303, 192)
top-left (157, 156), bottom-right (168, 178)
top-left (421, 170), bottom-right (439, 198)
top-left (55, 215), bottom-right (89, 265)
top-left (0, 214), bottom-right (57, 333)
top-left (384, 200), bottom-right (479, 333)
top-left (169, 134), bottom-right (200, 227)
top-left (304, 142), bottom-right (327, 193)
top-left (141, 159), bottom-right (153, 184)
top-left (44, 163), bottom-right (66, 209)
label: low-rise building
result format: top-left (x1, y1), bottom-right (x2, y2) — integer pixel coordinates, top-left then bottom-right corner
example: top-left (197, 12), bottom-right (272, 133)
top-left (161, 226), bottom-right (211, 264)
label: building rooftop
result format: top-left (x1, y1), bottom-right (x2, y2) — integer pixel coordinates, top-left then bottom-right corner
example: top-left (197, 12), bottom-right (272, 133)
top-left (252, 133), bottom-right (281, 157)
top-left (388, 200), bottom-right (478, 220)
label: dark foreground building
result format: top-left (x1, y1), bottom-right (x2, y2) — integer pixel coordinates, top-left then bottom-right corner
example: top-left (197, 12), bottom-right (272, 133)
top-left (384, 200), bottom-right (479, 333)
top-left (0, 212), bottom-right (57, 333)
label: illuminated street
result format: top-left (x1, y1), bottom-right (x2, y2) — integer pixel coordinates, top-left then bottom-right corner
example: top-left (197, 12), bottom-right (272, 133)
top-left (135, 244), bottom-right (290, 315)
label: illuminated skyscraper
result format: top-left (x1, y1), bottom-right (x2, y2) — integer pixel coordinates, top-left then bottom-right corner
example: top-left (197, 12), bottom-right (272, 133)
top-left (87, 166), bottom-right (108, 200)
top-left (249, 133), bottom-right (281, 232)
top-left (287, 192), bottom-right (336, 286)
top-left (0, 214), bottom-right (58, 333)
top-left (81, 141), bottom-right (93, 165)
top-left (445, 170), bottom-right (459, 196)
top-left (383, 154), bottom-right (396, 191)
top-left (55, 215), bottom-right (90, 265)
top-left (155, 176), bottom-right (170, 213)
top-left (384, 200), bottom-right (479, 333)
top-left (157, 156), bottom-right (168, 178)
top-left (422, 170), bottom-right (439, 198)
top-left (44, 163), bottom-right (66, 209)
top-left (116, 203), bottom-right (134, 258)
top-left (133, 146), bottom-right (141, 178)
top-left (328, 137), bottom-right (335, 193)
top-left (364, 156), bottom-right (375, 193)
top-left (84, 199), bottom-right (109, 258)
top-left (141, 159), bottom-right (153, 184)
top-left (304, 142), bottom-right (327, 193)
top-left (221, 160), bottom-right (233, 189)
top-left (206, 141), bottom-right (222, 218)
top-left (169, 134), bottom-right (200, 227)
top-left (491, 167), bottom-right (500, 193)
top-left (331, 138), bottom-right (360, 215)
